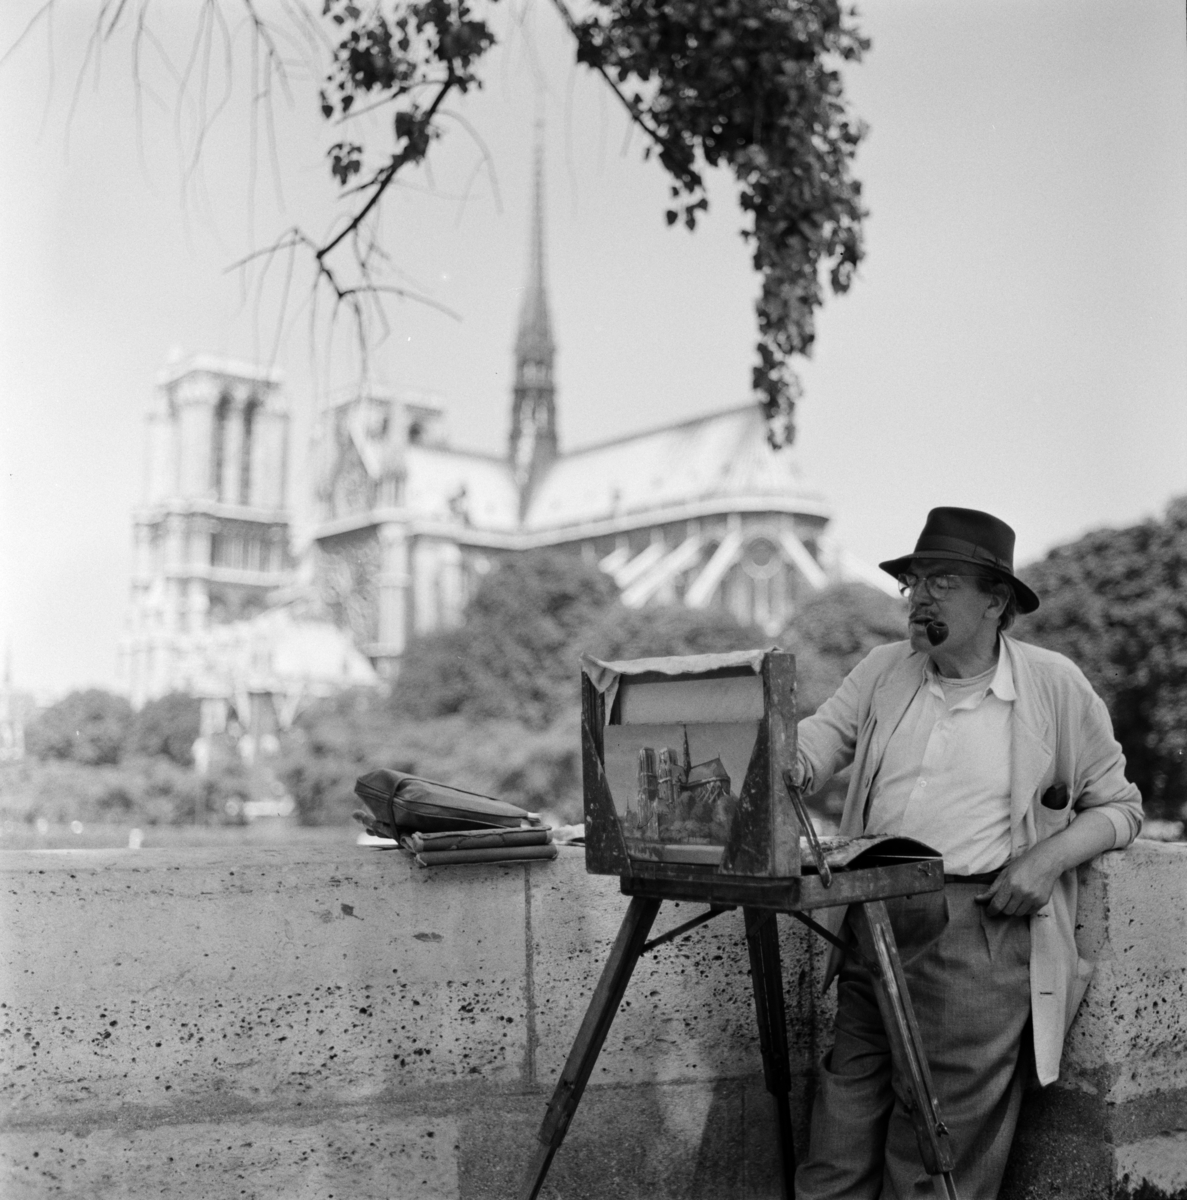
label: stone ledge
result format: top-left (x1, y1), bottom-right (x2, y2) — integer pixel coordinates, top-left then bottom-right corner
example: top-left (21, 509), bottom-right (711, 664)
top-left (0, 838), bottom-right (1182, 1198)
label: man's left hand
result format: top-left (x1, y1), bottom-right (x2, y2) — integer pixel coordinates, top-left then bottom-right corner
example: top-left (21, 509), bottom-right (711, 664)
top-left (974, 844), bottom-right (1062, 917)
top-left (974, 809), bottom-right (1121, 917)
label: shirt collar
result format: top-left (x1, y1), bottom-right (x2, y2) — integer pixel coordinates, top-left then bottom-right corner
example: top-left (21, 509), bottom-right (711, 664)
top-left (989, 636), bottom-right (1017, 701)
top-left (922, 639), bottom-right (1016, 702)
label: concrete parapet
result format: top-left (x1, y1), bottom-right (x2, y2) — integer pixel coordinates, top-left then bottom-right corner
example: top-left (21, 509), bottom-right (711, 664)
top-left (0, 839), bottom-right (1182, 1198)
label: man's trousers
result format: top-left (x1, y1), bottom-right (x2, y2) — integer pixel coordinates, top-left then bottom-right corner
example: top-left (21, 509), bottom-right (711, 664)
top-left (794, 881), bottom-right (1033, 1200)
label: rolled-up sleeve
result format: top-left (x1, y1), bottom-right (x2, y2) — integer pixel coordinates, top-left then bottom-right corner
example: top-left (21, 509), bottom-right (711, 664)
top-left (797, 648), bottom-right (892, 794)
top-left (1072, 690), bottom-right (1143, 848)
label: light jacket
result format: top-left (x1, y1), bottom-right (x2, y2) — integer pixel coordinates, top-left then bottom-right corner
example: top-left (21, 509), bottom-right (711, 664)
top-left (797, 634), bottom-right (1143, 1085)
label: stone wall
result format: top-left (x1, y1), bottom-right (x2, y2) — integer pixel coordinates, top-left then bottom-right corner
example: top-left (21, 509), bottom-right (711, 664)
top-left (0, 840), bottom-right (1183, 1199)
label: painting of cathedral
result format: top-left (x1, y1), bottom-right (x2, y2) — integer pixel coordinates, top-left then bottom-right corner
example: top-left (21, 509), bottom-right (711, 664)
top-left (120, 145), bottom-right (893, 720)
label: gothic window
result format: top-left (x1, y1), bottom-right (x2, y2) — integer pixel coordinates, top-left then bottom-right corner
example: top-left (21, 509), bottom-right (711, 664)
top-left (741, 538), bottom-right (781, 580)
top-left (240, 399), bottom-right (259, 505)
top-left (740, 539), bottom-right (786, 632)
top-left (211, 394), bottom-right (230, 500)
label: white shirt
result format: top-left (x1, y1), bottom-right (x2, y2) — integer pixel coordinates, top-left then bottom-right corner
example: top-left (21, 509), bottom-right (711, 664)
top-left (865, 648), bottom-right (1015, 875)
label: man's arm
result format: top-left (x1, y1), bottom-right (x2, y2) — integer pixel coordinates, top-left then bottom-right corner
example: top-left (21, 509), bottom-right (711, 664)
top-left (976, 810), bottom-right (1117, 917)
top-left (794, 650), bottom-right (874, 793)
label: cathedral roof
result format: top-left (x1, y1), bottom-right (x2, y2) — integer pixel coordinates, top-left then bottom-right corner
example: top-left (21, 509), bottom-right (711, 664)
top-left (317, 400), bottom-right (829, 544)
top-left (520, 404), bottom-right (831, 534)
top-left (404, 444), bottom-right (521, 532)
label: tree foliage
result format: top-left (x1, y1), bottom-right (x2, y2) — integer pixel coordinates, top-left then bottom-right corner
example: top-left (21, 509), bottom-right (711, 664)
top-left (278, 686), bottom-right (413, 824)
top-left (128, 692), bottom-right (202, 766)
top-left (25, 688), bottom-right (135, 766)
top-left (394, 547), bottom-right (782, 726)
top-left (394, 548), bottom-right (620, 725)
top-left (566, 0), bottom-right (867, 439)
top-left (1017, 497), bottom-right (1187, 821)
top-left (782, 580), bottom-right (905, 714)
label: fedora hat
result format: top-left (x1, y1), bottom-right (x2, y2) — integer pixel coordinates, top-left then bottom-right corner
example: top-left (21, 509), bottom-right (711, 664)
top-left (879, 507), bottom-right (1040, 614)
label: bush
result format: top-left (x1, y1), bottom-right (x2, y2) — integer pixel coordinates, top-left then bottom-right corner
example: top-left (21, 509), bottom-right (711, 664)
top-left (0, 755), bottom-right (250, 827)
top-left (781, 582), bottom-right (907, 716)
top-left (129, 692), bottom-right (202, 766)
top-left (394, 549), bottom-right (618, 726)
top-left (1017, 496), bottom-right (1187, 822)
top-left (278, 688), bottom-right (410, 826)
top-left (25, 688), bottom-right (134, 765)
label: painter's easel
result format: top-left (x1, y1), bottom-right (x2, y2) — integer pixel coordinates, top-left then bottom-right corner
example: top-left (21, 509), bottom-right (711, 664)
top-left (520, 650), bottom-right (961, 1200)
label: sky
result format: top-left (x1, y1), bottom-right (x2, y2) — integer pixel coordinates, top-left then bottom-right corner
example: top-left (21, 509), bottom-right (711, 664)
top-left (1, 0), bottom-right (1185, 698)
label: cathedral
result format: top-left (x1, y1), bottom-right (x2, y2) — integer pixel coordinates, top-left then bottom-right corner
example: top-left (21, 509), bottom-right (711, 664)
top-left (121, 145), bottom-right (892, 723)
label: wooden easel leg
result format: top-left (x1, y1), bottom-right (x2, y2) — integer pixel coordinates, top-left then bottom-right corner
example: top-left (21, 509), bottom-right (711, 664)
top-left (850, 900), bottom-right (961, 1200)
top-left (520, 895), bottom-right (662, 1200)
top-left (743, 907), bottom-right (797, 1200)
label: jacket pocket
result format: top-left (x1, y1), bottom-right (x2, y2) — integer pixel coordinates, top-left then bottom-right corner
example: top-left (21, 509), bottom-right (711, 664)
top-left (1035, 782), bottom-right (1073, 836)
top-left (1041, 783), bottom-right (1070, 810)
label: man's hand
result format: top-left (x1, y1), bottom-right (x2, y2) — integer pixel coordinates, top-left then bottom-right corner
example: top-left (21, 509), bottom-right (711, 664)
top-left (788, 753), bottom-right (810, 793)
top-left (974, 808), bottom-right (1120, 917)
top-left (975, 843), bottom-right (1063, 916)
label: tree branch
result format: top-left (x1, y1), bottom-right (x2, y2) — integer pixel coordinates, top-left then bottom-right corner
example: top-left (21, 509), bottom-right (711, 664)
top-left (316, 71), bottom-right (457, 265)
top-left (547, 0), bottom-right (674, 165)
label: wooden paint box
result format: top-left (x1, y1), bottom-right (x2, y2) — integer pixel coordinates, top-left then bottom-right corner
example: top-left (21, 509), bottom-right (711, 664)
top-left (580, 648), bottom-right (800, 882)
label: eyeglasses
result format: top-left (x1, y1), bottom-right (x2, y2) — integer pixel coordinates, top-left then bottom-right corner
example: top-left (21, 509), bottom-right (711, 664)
top-left (896, 572), bottom-right (984, 600)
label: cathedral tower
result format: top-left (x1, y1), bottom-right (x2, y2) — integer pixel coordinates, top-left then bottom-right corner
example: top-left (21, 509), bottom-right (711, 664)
top-left (508, 128), bottom-right (558, 511)
top-left (122, 356), bottom-right (293, 705)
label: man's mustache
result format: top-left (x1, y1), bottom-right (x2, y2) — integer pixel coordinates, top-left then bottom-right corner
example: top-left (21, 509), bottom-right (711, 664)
top-left (909, 608), bottom-right (949, 646)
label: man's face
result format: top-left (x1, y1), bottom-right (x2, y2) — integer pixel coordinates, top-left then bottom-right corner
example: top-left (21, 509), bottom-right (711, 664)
top-left (903, 558), bottom-right (1002, 663)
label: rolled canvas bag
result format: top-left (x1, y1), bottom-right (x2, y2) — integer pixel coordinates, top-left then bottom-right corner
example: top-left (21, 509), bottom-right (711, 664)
top-left (354, 768), bottom-right (538, 838)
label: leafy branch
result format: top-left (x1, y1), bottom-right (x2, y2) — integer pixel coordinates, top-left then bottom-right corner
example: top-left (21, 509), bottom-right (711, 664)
top-left (559, 0), bottom-right (868, 442)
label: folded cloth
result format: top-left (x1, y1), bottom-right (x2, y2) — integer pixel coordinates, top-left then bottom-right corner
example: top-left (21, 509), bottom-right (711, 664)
top-left (408, 843), bottom-right (560, 868)
top-left (354, 768), bottom-right (539, 838)
top-left (407, 827), bottom-right (553, 854)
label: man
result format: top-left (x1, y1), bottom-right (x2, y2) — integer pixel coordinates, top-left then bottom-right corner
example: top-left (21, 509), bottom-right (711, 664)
top-left (792, 507), bottom-right (1142, 1200)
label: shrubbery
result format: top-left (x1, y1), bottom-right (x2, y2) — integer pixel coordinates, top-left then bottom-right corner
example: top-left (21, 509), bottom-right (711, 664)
top-left (128, 692), bottom-right (203, 766)
top-left (393, 551), bottom-right (620, 725)
top-left (25, 688), bottom-right (134, 765)
top-left (1018, 496), bottom-right (1187, 823)
top-left (11, 689), bottom-right (248, 828)
top-left (0, 756), bottom-right (253, 828)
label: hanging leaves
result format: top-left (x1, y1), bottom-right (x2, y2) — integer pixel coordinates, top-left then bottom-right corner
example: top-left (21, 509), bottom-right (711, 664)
top-left (562, 0), bottom-right (868, 443)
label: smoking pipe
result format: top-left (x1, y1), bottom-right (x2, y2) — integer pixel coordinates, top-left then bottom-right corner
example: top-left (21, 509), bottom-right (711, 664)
top-left (925, 620), bottom-right (949, 646)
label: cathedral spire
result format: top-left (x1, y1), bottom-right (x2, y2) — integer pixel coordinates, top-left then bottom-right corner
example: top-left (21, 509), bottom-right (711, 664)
top-left (509, 121), bottom-right (558, 510)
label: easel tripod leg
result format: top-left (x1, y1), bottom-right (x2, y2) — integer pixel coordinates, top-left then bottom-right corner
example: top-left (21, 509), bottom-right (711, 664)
top-left (743, 907), bottom-right (797, 1199)
top-left (520, 895), bottom-right (662, 1200)
top-left (850, 900), bottom-right (962, 1200)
